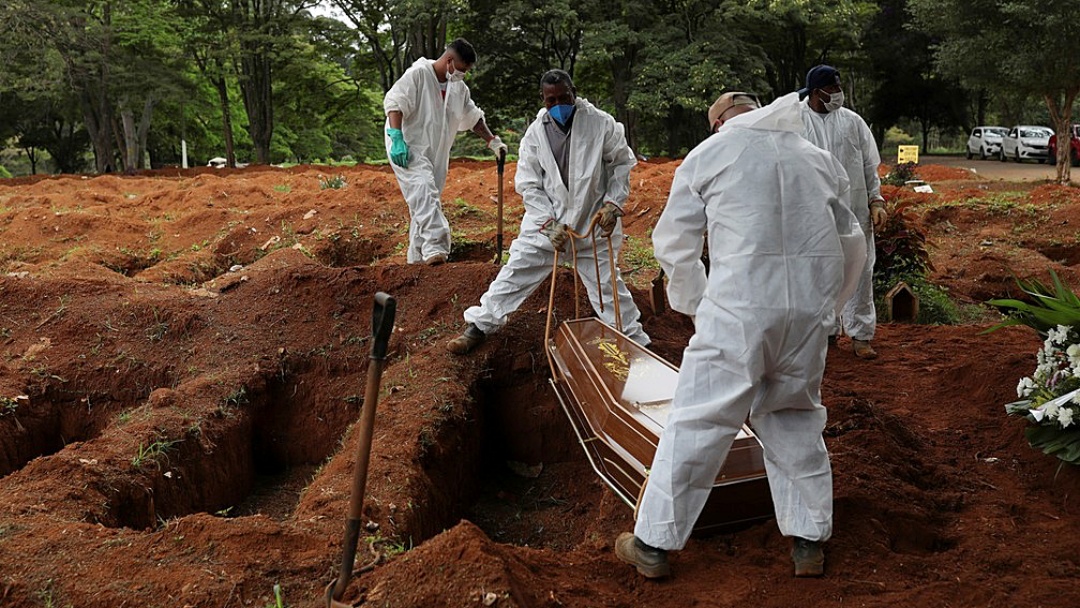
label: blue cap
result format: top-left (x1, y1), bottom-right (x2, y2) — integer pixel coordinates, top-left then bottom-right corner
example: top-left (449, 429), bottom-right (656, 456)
top-left (797, 65), bottom-right (841, 99)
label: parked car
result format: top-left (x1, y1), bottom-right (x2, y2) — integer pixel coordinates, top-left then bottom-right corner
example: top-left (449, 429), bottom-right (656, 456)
top-left (1000, 125), bottom-right (1052, 163)
top-left (966, 126), bottom-right (1008, 160)
top-left (1048, 124), bottom-right (1080, 167)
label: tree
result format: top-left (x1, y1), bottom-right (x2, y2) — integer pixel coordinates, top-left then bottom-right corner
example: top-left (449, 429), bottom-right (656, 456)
top-left (864, 0), bottom-right (968, 151)
top-left (331, 0), bottom-right (466, 93)
top-left (621, 0), bottom-right (770, 156)
top-left (909, 0), bottom-right (1080, 183)
top-left (734, 0), bottom-right (878, 100)
top-left (465, 0), bottom-right (584, 127)
top-left (1, 0), bottom-right (188, 173)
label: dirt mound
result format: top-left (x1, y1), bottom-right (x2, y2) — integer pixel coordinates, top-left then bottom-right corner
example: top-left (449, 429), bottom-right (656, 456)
top-left (915, 164), bottom-right (975, 181)
top-left (1, 162), bottom-right (1079, 607)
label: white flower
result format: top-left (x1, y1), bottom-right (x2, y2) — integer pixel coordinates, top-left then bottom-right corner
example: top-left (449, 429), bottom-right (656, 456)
top-left (1067, 344), bottom-right (1080, 371)
top-left (1059, 407), bottom-right (1075, 428)
top-left (1048, 325), bottom-right (1071, 345)
top-left (1044, 400), bottom-right (1061, 419)
top-left (1018, 377), bottom-right (1038, 398)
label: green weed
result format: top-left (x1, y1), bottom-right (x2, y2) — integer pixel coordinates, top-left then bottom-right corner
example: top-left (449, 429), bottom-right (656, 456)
top-left (318, 174), bottom-right (347, 190)
top-left (449, 197), bottom-right (483, 218)
top-left (145, 308), bottom-right (169, 342)
top-left (0, 395), bottom-right (24, 416)
top-left (131, 437), bottom-right (180, 468)
top-left (219, 386), bottom-right (248, 416)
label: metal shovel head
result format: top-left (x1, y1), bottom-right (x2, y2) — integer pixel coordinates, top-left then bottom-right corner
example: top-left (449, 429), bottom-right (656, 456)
top-left (649, 270), bottom-right (666, 314)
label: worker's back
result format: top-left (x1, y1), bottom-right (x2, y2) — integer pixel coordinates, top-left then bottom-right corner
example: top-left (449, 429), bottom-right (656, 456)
top-left (677, 124), bottom-right (851, 315)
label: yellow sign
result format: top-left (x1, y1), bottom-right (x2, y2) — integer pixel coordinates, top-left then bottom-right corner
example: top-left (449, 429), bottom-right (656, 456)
top-left (897, 145), bottom-right (919, 164)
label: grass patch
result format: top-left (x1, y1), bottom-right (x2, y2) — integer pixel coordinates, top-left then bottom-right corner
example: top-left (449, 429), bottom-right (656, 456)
top-left (318, 174), bottom-right (347, 190)
top-left (131, 437), bottom-right (181, 469)
top-left (448, 197), bottom-right (485, 218)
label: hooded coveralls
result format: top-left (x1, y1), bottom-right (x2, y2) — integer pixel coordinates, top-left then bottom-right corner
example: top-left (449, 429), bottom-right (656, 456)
top-left (800, 102), bottom-right (884, 341)
top-left (384, 58), bottom-right (486, 263)
top-left (635, 93), bottom-right (866, 550)
top-left (463, 98), bottom-right (648, 345)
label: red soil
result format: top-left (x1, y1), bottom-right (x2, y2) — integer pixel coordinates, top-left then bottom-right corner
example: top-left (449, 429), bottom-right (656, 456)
top-left (0, 160), bottom-right (1078, 607)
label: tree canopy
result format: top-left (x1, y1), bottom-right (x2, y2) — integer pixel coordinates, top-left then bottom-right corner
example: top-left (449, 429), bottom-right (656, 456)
top-left (0, 0), bottom-right (1074, 174)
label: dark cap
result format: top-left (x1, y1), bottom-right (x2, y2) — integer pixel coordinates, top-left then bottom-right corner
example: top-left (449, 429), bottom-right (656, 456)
top-left (797, 65), bottom-right (841, 99)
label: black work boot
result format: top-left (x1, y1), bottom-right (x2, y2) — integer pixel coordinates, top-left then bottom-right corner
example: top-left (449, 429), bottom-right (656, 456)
top-left (791, 537), bottom-right (825, 577)
top-left (615, 532), bottom-right (671, 579)
top-left (447, 323), bottom-right (486, 355)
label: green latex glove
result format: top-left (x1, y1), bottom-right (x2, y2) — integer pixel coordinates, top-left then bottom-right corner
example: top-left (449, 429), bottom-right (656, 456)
top-left (387, 128), bottom-right (409, 168)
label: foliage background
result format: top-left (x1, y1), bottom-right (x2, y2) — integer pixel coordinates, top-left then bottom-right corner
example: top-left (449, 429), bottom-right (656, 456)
top-left (0, 0), bottom-right (1077, 174)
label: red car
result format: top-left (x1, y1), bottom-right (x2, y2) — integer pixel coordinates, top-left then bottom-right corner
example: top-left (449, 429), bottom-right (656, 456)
top-left (1048, 124), bottom-right (1080, 166)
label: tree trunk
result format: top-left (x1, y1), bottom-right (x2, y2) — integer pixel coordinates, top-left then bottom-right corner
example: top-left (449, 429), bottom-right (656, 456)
top-left (1045, 90), bottom-right (1077, 185)
top-left (214, 73), bottom-right (237, 167)
top-left (79, 88), bottom-right (114, 173)
top-left (120, 99), bottom-right (139, 174)
top-left (239, 51), bottom-right (273, 165)
top-left (21, 146), bottom-right (37, 175)
top-left (610, 48), bottom-right (637, 151)
top-left (112, 111), bottom-right (128, 173)
top-left (136, 96), bottom-right (155, 170)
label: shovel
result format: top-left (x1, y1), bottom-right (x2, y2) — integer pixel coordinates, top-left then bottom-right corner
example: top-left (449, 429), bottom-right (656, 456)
top-left (326, 291), bottom-right (397, 608)
top-left (493, 149), bottom-right (506, 264)
top-left (650, 269), bottom-right (666, 314)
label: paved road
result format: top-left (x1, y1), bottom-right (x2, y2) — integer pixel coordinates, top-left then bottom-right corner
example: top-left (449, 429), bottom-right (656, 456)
top-left (919, 154), bottom-right (1078, 183)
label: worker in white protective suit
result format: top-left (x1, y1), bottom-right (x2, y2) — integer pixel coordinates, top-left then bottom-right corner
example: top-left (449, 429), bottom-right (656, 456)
top-left (799, 64), bottom-right (888, 359)
top-left (383, 38), bottom-right (508, 265)
top-left (614, 92), bottom-right (866, 579)
top-left (447, 69), bottom-right (648, 354)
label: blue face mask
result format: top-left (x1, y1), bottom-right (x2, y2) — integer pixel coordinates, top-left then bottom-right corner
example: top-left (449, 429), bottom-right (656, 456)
top-left (548, 104), bottom-right (575, 126)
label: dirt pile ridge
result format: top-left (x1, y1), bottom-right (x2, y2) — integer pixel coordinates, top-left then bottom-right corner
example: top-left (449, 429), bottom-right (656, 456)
top-left (0, 161), bottom-right (1079, 607)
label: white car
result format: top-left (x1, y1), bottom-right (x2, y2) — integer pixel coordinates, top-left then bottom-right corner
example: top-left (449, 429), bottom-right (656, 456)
top-left (1000, 125), bottom-right (1052, 163)
top-left (966, 126), bottom-right (1008, 160)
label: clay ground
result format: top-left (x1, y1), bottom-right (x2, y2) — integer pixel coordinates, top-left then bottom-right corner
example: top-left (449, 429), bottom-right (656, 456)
top-left (0, 159), bottom-right (1078, 608)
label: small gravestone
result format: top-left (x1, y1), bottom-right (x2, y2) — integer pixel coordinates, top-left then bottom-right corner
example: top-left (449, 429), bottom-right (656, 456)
top-left (885, 281), bottom-right (919, 322)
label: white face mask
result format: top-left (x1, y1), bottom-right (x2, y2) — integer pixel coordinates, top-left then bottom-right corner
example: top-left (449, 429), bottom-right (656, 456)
top-left (447, 60), bottom-right (466, 82)
top-left (822, 90), bottom-right (845, 112)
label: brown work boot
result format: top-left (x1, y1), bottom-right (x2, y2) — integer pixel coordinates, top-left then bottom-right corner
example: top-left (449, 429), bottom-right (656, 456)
top-left (447, 324), bottom-right (486, 355)
top-left (423, 253), bottom-right (447, 266)
top-left (852, 339), bottom-right (878, 360)
top-left (791, 537), bottom-right (825, 577)
top-left (614, 532), bottom-right (671, 579)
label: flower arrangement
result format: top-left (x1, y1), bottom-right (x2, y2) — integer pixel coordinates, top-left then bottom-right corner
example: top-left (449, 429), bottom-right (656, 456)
top-left (991, 271), bottom-right (1080, 464)
top-left (881, 161), bottom-right (918, 187)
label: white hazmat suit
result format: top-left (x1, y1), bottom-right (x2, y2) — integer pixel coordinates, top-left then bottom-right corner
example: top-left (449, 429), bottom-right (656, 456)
top-left (800, 102), bottom-right (884, 341)
top-left (463, 98), bottom-right (648, 344)
top-left (634, 93), bottom-right (865, 550)
top-left (384, 58), bottom-right (486, 263)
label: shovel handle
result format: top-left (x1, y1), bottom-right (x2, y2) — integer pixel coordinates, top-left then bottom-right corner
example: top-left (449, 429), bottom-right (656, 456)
top-left (330, 292), bottom-right (396, 605)
top-left (370, 292), bottom-right (396, 360)
top-left (495, 151), bottom-right (506, 264)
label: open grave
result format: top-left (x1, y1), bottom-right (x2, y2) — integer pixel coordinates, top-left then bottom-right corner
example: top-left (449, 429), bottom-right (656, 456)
top-left (0, 163), bottom-right (1079, 607)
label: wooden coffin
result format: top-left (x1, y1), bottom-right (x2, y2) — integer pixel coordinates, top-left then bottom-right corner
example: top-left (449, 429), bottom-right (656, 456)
top-left (548, 318), bottom-right (773, 534)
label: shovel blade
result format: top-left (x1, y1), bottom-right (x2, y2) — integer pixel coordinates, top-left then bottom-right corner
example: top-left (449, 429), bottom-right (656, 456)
top-left (650, 272), bottom-right (666, 314)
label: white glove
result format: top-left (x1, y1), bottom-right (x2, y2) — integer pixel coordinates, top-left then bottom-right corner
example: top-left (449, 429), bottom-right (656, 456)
top-left (487, 136), bottom-right (508, 158)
